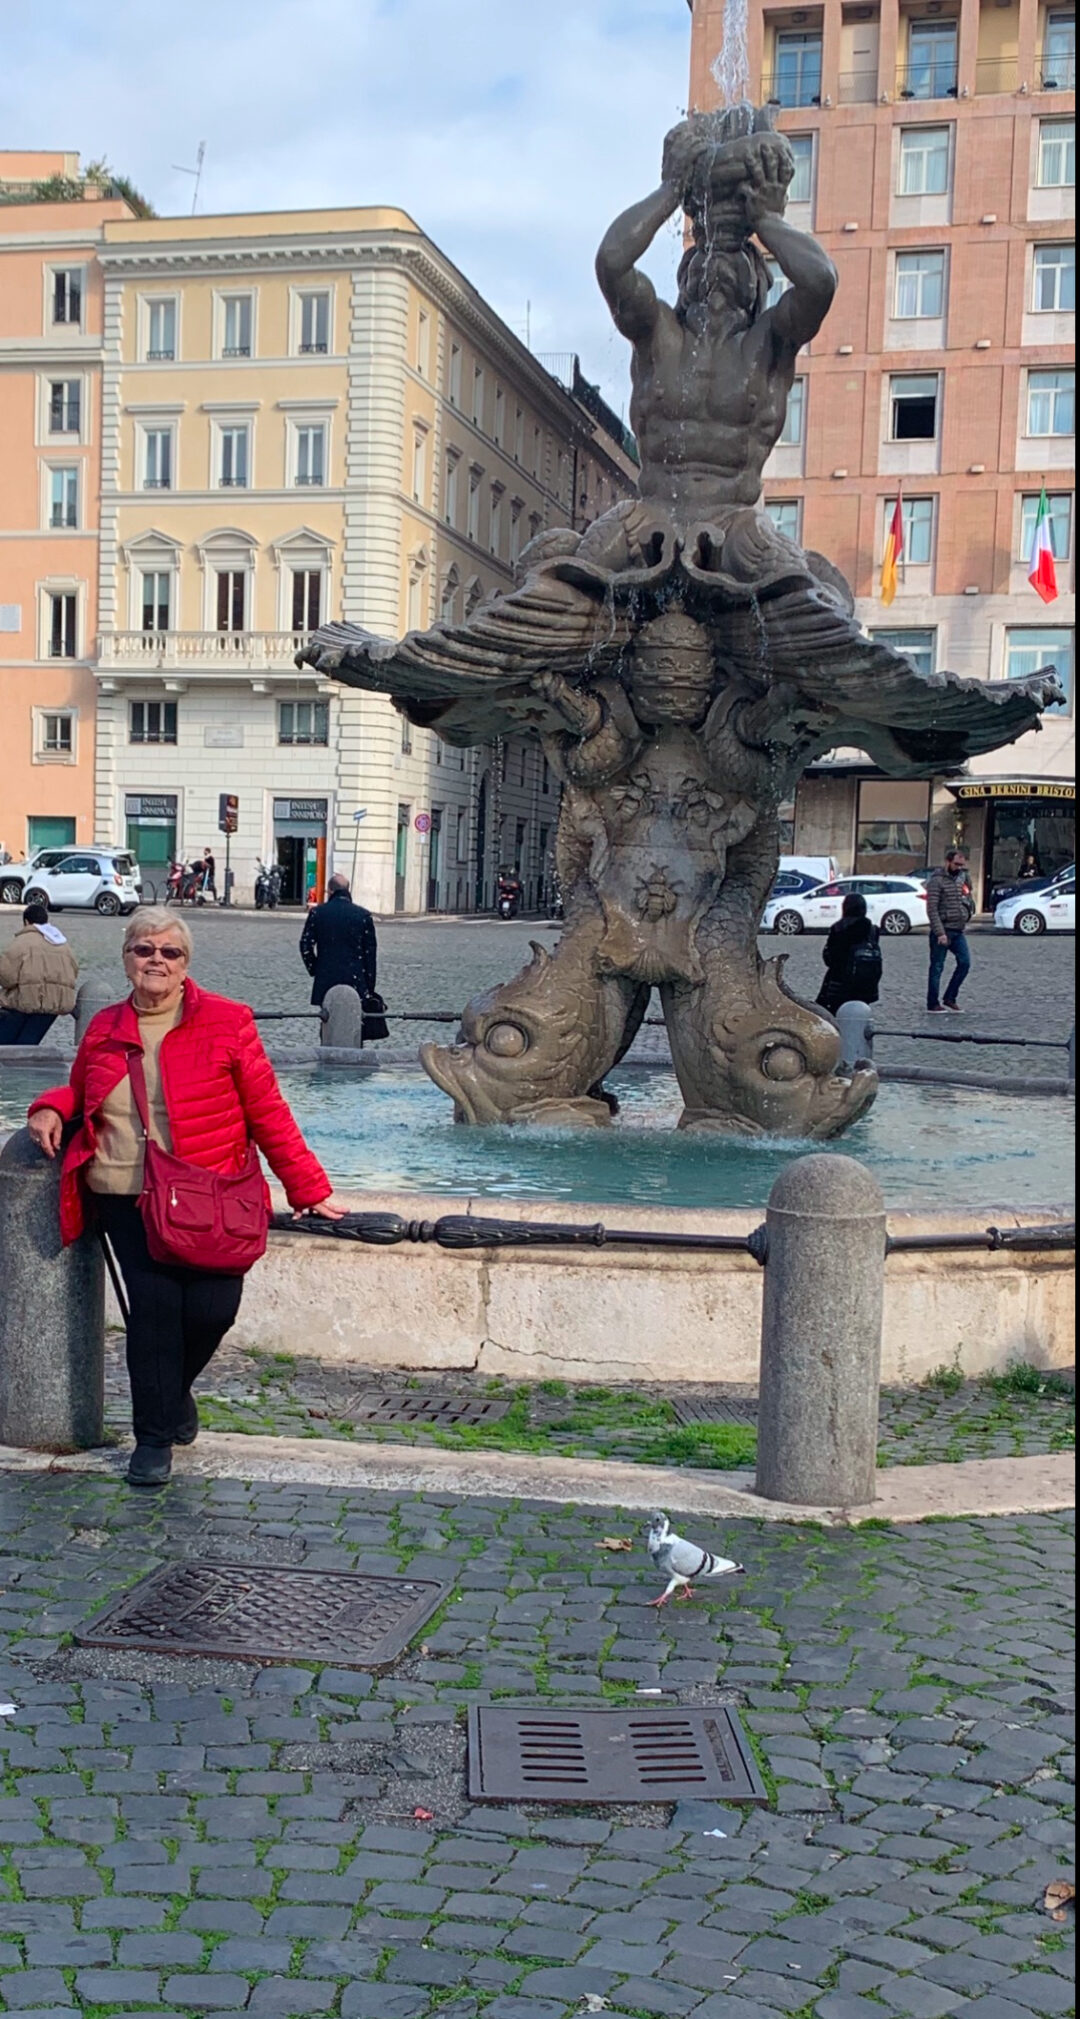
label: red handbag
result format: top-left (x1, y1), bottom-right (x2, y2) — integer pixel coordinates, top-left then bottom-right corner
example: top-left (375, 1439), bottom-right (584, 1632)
top-left (127, 1050), bottom-right (269, 1274)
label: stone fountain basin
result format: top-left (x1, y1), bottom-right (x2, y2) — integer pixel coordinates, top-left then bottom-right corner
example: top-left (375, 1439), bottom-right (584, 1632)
top-left (2, 1060), bottom-right (1072, 1388)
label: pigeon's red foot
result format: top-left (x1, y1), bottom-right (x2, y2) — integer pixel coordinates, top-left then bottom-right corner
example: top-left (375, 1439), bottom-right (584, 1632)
top-left (677, 1585), bottom-right (696, 1602)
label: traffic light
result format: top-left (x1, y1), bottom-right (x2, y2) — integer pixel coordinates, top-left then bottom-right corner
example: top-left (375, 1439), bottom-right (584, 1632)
top-left (218, 793), bottom-right (239, 835)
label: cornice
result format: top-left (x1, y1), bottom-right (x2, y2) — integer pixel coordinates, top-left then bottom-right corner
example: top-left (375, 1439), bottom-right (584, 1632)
top-left (0, 226), bottom-right (108, 251)
top-left (99, 238), bottom-right (410, 275)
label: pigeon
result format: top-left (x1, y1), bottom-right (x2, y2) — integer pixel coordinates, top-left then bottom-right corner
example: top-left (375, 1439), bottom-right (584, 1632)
top-left (646, 1511), bottom-right (746, 1607)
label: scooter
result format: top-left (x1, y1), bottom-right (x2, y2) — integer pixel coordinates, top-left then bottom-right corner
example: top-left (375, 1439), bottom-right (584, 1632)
top-left (254, 860), bottom-right (282, 910)
top-left (165, 861), bottom-right (210, 905)
top-left (165, 860), bottom-right (196, 905)
top-left (496, 873), bottom-right (523, 920)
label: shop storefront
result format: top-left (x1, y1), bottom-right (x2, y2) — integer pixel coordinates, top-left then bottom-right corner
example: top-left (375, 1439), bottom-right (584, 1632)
top-left (125, 793), bottom-right (178, 892)
top-left (272, 797), bottom-right (328, 905)
top-left (948, 781), bottom-right (1075, 907)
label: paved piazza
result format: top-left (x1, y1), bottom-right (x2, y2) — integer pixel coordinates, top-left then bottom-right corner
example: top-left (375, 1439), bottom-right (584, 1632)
top-left (14, 910), bottom-right (1075, 1080)
top-left (0, 1476), bottom-right (1074, 2019)
top-left (0, 910), bottom-right (1073, 2018)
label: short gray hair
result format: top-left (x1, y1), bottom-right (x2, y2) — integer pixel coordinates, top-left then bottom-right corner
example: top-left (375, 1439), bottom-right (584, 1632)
top-left (122, 906), bottom-right (193, 960)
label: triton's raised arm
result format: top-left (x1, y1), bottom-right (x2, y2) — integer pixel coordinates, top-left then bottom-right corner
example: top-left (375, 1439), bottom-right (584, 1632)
top-left (744, 139), bottom-right (837, 354)
top-left (595, 123), bottom-right (713, 342)
top-left (595, 183), bottom-right (678, 342)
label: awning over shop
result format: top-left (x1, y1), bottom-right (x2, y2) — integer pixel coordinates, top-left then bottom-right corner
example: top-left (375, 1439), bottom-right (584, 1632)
top-left (945, 780), bottom-right (1075, 802)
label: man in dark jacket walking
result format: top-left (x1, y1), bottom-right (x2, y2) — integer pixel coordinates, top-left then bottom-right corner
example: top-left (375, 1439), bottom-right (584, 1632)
top-left (926, 849), bottom-right (975, 1012)
top-left (300, 874), bottom-right (378, 1008)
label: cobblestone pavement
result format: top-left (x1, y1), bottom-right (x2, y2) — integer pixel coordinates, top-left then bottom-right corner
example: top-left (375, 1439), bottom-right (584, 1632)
top-left (6, 913), bottom-right (1074, 1081)
top-left (0, 1473), bottom-right (1073, 2018)
top-left (99, 1340), bottom-right (1076, 1473)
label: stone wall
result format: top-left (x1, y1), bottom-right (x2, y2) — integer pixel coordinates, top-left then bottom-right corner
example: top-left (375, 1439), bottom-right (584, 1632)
top-left (202, 1189), bottom-right (1075, 1386)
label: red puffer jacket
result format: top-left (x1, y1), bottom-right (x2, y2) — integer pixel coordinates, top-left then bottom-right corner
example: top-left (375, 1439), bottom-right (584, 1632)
top-left (29, 980), bottom-right (331, 1245)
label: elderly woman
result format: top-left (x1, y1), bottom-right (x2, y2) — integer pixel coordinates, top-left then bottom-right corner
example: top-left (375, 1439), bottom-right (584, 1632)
top-left (27, 907), bottom-right (343, 1487)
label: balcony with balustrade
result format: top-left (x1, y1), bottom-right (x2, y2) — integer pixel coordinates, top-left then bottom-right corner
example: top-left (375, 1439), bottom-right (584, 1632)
top-left (95, 629), bottom-right (325, 690)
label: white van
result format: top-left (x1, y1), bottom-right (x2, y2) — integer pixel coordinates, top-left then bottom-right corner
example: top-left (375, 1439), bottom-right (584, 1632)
top-left (773, 855), bottom-right (840, 897)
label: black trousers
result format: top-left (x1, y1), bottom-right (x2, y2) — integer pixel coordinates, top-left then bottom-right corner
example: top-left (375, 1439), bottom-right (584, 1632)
top-left (96, 1195), bottom-right (244, 1447)
top-left (0, 1010), bottom-right (56, 1045)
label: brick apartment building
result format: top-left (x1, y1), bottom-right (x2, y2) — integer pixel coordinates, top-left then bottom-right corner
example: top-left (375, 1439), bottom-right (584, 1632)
top-left (690, 0), bottom-right (1075, 902)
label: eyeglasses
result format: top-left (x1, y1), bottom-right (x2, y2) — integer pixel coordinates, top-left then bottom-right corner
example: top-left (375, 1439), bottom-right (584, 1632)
top-left (128, 943), bottom-right (187, 962)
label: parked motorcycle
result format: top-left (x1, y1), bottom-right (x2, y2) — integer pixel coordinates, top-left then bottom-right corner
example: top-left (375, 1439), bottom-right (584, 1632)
top-left (254, 859), bottom-right (283, 910)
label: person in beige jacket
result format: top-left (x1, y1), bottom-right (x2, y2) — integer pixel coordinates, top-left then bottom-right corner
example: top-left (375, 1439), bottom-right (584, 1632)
top-left (0, 904), bottom-right (79, 1045)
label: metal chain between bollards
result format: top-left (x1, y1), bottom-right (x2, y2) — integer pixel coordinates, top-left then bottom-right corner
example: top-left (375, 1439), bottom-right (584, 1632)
top-left (271, 1209), bottom-right (1074, 1259)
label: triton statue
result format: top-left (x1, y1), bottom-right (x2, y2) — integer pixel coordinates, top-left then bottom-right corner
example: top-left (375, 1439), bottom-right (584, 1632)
top-left (300, 105), bottom-right (1061, 1137)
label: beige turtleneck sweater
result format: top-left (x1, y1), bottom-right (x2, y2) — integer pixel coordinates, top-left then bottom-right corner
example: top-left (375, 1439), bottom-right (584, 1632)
top-left (86, 997), bottom-right (184, 1196)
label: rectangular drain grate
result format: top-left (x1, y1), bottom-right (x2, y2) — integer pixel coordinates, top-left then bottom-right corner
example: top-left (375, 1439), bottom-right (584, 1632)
top-left (672, 1396), bottom-right (759, 1428)
top-left (468, 1705), bottom-right (768, 1804)
top-left (79, 1561), bottom-right (449, 1670)
top-left (350, 1390), bottom-right (510, 1427)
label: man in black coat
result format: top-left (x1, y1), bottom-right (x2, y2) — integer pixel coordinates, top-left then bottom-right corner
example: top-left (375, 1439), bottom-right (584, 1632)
top-left (299, 874), bottom-right (378, 1007)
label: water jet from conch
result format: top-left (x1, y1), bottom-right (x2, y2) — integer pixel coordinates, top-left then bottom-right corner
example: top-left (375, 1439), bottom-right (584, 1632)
top-left (711, 0), bottom-right (751, 106)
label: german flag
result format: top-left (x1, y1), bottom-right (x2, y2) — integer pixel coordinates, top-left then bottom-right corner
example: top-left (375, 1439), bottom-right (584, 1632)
top-left (881, 492), bottom-right (904, 607)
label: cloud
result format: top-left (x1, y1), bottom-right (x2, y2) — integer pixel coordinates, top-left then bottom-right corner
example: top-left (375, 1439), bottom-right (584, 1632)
top-left (3, 0), bottom-right (693, 411)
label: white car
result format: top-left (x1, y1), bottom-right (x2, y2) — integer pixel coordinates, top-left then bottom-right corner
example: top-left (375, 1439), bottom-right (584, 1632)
top-left (0, 845), bottom-right (143, 907)
top-left (994, 877), bottom-right (1075, 935)
top-left (21, 848), bottom-right (142, 917)
top-left (764, 873), bottom-right (930, 936)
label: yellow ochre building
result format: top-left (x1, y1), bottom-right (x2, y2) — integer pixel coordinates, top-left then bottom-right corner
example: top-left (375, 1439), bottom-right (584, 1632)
top-left (1, 166), bottom-right (636, 908)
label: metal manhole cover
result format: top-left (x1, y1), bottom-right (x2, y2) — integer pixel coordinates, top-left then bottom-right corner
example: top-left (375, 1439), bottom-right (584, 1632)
top-left (672, 1396), bottom-right (759, 1427)
top-left (78, 1562), bottom-right (449, 1670)
top-left (350, 1390), bottom-right (510, 1427)
top-left (467, 1706), bottom-right (768, 1804)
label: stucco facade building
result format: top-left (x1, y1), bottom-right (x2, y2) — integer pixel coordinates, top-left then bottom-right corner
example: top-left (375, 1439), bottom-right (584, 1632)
top-left (0, 172), bottom-right (636, 908)
top-left (690, 0), bottom-right (1074, 899)
top-left (92, 206), bottom-right (635, 909)
top-left (0, 157), bottom-right (134, 862)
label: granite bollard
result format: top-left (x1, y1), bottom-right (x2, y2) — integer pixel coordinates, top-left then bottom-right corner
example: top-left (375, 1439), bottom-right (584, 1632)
top-left (74, 978), bottom-right (116, 1047)
top-left (0, 1128), bottom-right (105, 1451)
top-left (755, 1153), bottom-right (886, 1508)
top-left (320, 984), bottom-right (365, 1050)
top-left (835, 1001), bottom-right (874, 1069)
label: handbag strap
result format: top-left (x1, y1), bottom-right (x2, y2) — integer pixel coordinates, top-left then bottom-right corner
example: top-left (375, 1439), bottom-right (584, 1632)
top-left (126, 1047), bottom-right (152, 1139)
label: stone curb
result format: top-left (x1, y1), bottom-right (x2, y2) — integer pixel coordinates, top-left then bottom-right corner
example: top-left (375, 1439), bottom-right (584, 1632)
top-left (0, 1433), bottom-right (1073, 1526)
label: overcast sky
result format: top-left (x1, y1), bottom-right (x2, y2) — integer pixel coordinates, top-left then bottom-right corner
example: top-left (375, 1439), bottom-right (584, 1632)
top-left (5, 0), bottom-right (695, 414)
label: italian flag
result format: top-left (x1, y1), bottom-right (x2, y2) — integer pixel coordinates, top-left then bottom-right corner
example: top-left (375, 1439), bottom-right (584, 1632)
top-left (1028, 488), bottom-right (1058, 605)
top-left (881, 493), bottom-right (904, 607)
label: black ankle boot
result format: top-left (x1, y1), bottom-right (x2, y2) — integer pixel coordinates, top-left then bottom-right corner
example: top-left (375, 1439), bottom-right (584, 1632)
top-left (127, 1443), bottom-right (173, 1488)
top-left (174, 1394), bottom-right (199, 1446)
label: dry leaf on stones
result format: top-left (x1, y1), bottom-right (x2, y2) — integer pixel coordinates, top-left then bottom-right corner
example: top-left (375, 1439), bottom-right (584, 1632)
top-left (1044, 1879), bottom-right (1075, 1920)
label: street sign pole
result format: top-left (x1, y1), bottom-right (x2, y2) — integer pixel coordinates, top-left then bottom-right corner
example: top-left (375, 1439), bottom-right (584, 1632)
top-left (350, 808), bottom-right (368, 895)
top-left (217, 793), bottom-right (239, 908)
top-left (414, 812), bottom-right (432, 914)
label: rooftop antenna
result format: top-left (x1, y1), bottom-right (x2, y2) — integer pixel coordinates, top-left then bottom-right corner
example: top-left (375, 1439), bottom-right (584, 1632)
top-left (171, 141), bottom-right (206, 214)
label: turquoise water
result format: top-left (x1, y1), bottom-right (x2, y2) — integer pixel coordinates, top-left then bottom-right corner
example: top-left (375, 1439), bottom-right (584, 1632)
top-left (4, 1061), bottom-right (1068, 1209)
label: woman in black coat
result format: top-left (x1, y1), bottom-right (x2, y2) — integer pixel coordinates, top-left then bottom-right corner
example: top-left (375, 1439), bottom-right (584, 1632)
top-left (816, 892), bottom-right (883, 1016)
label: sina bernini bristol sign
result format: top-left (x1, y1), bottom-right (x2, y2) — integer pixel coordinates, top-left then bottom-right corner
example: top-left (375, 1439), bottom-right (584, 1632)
top-left (954, 783), bottom-right (1075, 802)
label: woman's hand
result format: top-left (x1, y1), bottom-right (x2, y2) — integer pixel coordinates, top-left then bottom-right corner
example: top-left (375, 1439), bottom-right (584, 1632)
top-left (28, 1108), bottom-right (64, 1159)
top-left (296, 1194), bottom-right (348, 1222)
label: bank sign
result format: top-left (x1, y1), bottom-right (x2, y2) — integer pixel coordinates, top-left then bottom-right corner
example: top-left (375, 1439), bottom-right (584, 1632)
top-left (125, 794), bottom-right (178, 821)
top-left (273, 799), bottom-right (328, 823)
